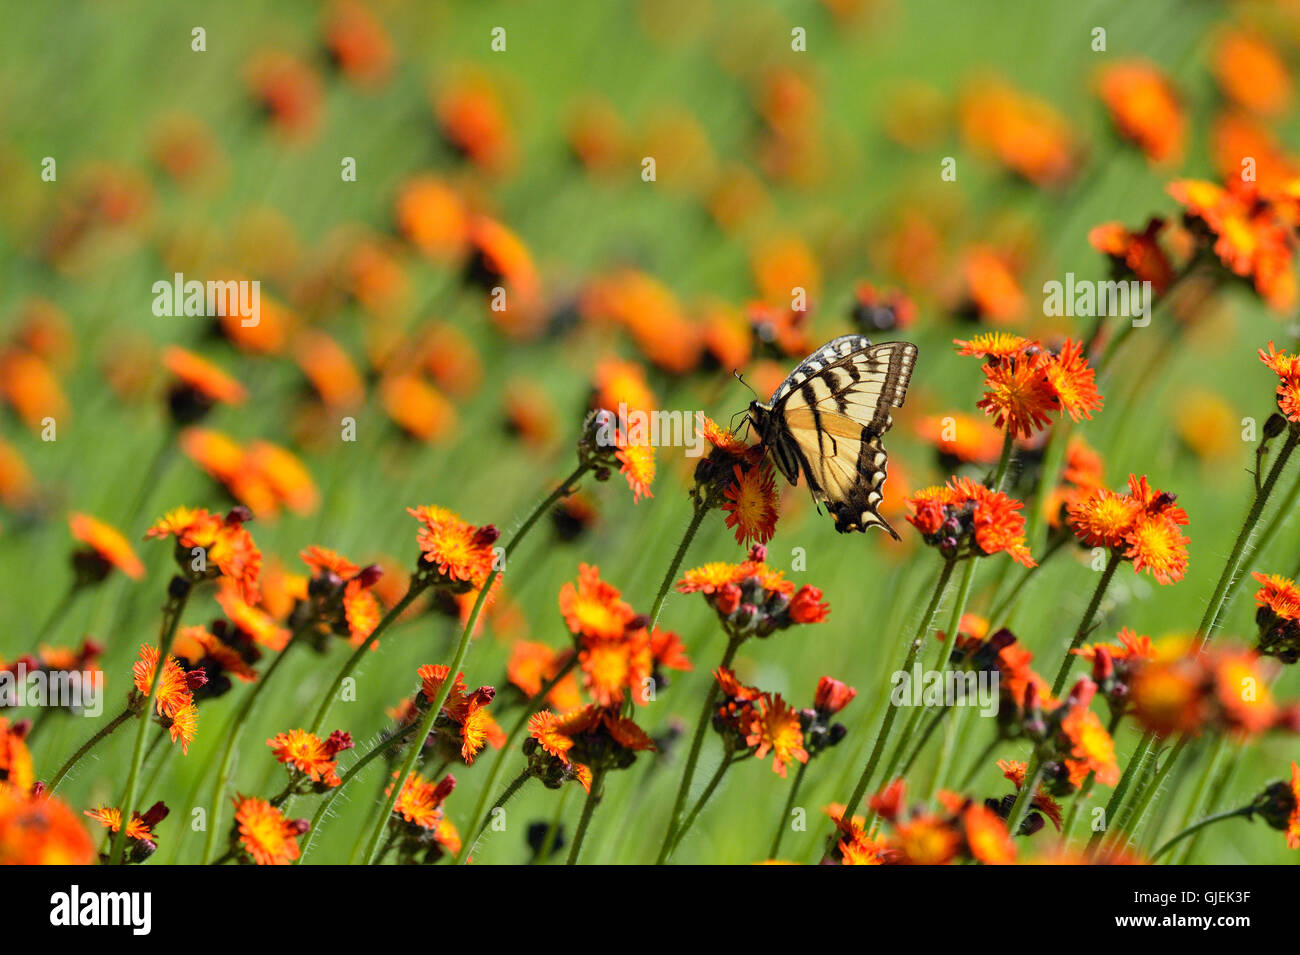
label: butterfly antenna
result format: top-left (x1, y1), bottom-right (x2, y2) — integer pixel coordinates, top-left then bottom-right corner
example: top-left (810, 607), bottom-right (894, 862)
top-left (732, 368), bottom-right (758, 398)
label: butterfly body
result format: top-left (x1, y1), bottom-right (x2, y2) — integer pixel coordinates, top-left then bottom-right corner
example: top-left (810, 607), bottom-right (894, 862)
top-left (748, 334), bottom-right (917, 538)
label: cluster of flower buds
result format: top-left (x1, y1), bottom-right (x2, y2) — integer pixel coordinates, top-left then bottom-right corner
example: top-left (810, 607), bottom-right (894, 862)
top-left (577, 408), bottom-right (623, 482)
top-left (799, 676), bottom-right (856, 756)
top-left (87, 801), bottom-right (171, 864)
top-left (1247, 767), bottom-right (1299, 845)
top-left (1253, 573), bottom-right (1300, 664)
top-left (680, 545), bottom-right (830, 641)
top-left (385, 772), bottom-right (459, 863)
top-left (1071, 629), bottom-right (1155, 719)
top-left (177, 621), bottom-right (263, 701)
top-left (1019, 678), bottom-right (1119, 797)
top-left (526, 705), bottom-right (656, 789)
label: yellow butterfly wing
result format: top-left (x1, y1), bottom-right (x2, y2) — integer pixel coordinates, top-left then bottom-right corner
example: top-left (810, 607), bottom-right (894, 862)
top-left (772, 339), bottom-right (917, 536)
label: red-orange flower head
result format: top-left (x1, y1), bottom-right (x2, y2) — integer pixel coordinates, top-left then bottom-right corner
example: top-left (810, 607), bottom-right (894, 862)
top-left (678, 544), bottom-right (829, 638)
top-left (267, 728), bottom-right (352, 790)
top-left (1253, 571), bottom-right (1300, 663)
top-left (145, 505), bottom-right (262, 605)
top-left (407, 505), bottom-right (499, 594)
top-left (955, 335), bottom-right (1102, 439)
top-left (233, 794), bottom-right (309, 865)
top-left (906, 476), bottom-right (1035, 566)
top-left (1067, 474), bottom-right (1189, 585)
top-left (132, 644), bottom-right (206, 753)
top-left (386, 771), bottom-right (460, 860)
top-left (1129, 642), bottom-right (1285, 739)
top-left (298, 546), bottom-right (384, 650)
top-left (84, 801), bottom-right (169, 863)
top-left (525, 705), bottom-right (655, 787)
top-left (1259, 341), bottom-right (1300, 424)
top-left (1169, 180), bottom-right (1297, 314)
top-left (1088, 218), bottom-right (1176, 295)
top-left (416, 665), bottom-right (505, 765)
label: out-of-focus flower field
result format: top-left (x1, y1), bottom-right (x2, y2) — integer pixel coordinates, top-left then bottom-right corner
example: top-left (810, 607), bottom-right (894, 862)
top-left (2, 0), bottom-right (1300, 865)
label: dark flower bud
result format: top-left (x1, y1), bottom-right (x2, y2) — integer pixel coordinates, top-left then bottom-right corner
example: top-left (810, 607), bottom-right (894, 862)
top-left (225, 505), bottom-right (253, 525)
top-left (1250, 779), bottom-right (1297, 832)
top-left (356, 564), bottom-right (384, 588)
top-left (168, 575), bottom-right (191, 600)
top-left (139, 801), bottom-right (170, 828)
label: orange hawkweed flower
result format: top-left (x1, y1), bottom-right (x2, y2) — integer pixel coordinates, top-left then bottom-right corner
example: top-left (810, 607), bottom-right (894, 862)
top-left (959, 77), bottom-right (1077, 187)
top-left (1169, 181), bottom-right (1298, 313)
top-left (146, 505), bottom-right (262, 604)
top-left (381, 372), bottom-right (456, 443)
top-left (1130, 640), bottom-right (1285, 738)
top-left (244, 441), bottom-right (318, 516)
top-left (1254, 572), bottom-right (1300, 621)
top-left (388, 771), bottom-right (458, 847)
top-left (294, 329), bottom-right (364, 410)
top-left (0, 788), bottom-right (95, 864)
top-left (133, 644), bottom-right (198, 720)
top-left (678, 545), bottom-right (827, 635)
top-left (246, 51), bottom-right (322, 140)
top-left (1067, 474), bottom-right (1189, 584)
top-left (417, 665), bottom-right (503, 763)
top-left (162, 345), bottom-right (247, 407)
top-left (590, 358), bottom-right (656, 419)
top-left (68, 512), bottom-right (144, 580)
top-left (267, 729), bottom-right (353, 787)
top-left (408, 505), bottom-right (500, 591)
top-left (506, 641), bottom-right (581, 711)
top-left (394, 175), bottom-right (469, 260)
top-left (84, 806), bottom-right (153, 842)
top-left (0, 351), bottom-right (69, 432)
top-left (1124, 512), bottom-right (1190, 585)
top-left (998, 759), bottom-right (1063, 830)
top-left (559, 564), bottom-right (637, 642)
top-left (1060, 702), bottom-right (1120, 787)
top-left (963, 804), bottom-right (1016, 864)
top-left (1289, 763), bottom-right (1300, 849)
top-left (234, 795), bottom-right (308, 865)
top-left (1042, 434), bottom-right (1108, 528)
top-left (614, 434), bottom-right (655, 503)
top-left (906, 476), bottom-right (1035, 566)
top-left (0, 717), bottom-right (34, 794)
top-left (960, 336), bottom-right (1101, 438)
top-left (721, 461), bottom-right (778, 546)
top-left (434, 74), bottom-right (514, 173)
top-left (1096, 60), bottom-right (1185, 164)
top-left (746, 694), bottom-right (809, 777)
top-left (1211, 29), bottom-right (1292, 117)
top-left (526, 705), bottom-right (655, 790)
top-left (1259, 341), bottom-right (1300, 422)
top-left (1089, 219), bottom-right (1176, 294)
top-left (322, 0), bottom-right (394, 87)
top-left (215, 579), bottom-right (290, 651)
top-left (173, 625), bottom-right (258, 684)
